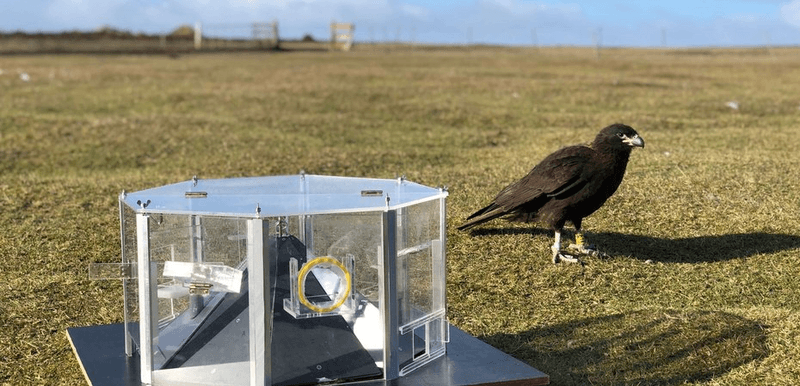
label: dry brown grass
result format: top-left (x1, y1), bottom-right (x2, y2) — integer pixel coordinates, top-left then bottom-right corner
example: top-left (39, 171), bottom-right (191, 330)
top-left (2, 46), bottom-right (800, 385)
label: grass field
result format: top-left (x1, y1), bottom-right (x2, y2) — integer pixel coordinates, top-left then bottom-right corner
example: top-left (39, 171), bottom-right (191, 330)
top-left (2, 46), bottom-right (800, 385)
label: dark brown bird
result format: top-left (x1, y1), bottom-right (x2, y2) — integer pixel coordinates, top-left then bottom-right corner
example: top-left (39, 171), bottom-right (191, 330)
top-left (458, 123), bottom-right (644, 263)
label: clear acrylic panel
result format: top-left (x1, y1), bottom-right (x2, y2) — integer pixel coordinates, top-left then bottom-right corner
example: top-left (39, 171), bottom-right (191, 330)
top-left (120, 201), bottom-right (139, 357)
top-left (121, 174), bottom-right (446, 218)
top-left (395, 198), bottom-right (448, 376)
top-left (397, 199), bottom-right (442, 327)
top-left (294, 212), bottom-right (387, 367)
top-left (135, 214), bottom-right (255, 385)
top-left (146, 214), bottom-right (248, 330)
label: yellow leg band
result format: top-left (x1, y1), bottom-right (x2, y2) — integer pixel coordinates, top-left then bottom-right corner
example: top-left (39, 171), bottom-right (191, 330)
top-left (575, 233), bottom-right (585, 246)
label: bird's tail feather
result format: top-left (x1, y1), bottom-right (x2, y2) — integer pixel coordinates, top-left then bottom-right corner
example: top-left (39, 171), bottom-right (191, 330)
top-left (457, 203), bottom-right (506, 231)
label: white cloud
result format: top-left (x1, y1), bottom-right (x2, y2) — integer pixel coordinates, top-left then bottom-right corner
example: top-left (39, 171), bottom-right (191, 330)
top-left (44, 0), bottom-right (128, 30)
top-left (400, 3), bottom-right (431, 20)
top-left (725, 14), bottom-right (759, 23)
top-left (780, 0), bottom-right (800, 27)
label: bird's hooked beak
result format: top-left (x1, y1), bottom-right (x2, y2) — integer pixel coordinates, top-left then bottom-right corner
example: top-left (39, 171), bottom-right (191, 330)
top-left (622, 134), bottom-right (645, 148)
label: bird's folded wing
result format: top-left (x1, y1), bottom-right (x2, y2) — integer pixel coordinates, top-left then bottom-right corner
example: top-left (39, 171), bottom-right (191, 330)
top-left (495, 146), bottom-right (593, 209)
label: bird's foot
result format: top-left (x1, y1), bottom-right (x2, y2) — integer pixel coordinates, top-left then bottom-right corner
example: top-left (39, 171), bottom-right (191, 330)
top-left (567, 243), bottom-right (609, 258)
top-left (552, 247), bottom-right (584, 265)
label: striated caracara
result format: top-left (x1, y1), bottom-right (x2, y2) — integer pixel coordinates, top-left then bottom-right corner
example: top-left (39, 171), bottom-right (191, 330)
top-left (458, 123), bottom-right (644, 264)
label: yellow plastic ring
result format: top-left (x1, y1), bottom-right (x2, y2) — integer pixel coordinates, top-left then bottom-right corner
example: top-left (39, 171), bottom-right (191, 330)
top-left (297, 256), bottom-right (352, 313)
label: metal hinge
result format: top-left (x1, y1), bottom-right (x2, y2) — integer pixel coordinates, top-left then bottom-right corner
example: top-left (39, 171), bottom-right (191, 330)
top-left (188, 282), bottom-right (213, 295)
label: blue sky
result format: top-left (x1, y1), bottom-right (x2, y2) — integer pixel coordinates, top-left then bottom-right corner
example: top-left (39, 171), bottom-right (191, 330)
top-left (3, 0), bottom-right (800, 47)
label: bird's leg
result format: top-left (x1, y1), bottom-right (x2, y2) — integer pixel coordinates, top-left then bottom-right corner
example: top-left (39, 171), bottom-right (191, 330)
top-left (550, 230), bottom-right (561, 263)
top-left (551, 230), bottom-right (582, 264)
top-left (568, 232), bottom-right (609, 258)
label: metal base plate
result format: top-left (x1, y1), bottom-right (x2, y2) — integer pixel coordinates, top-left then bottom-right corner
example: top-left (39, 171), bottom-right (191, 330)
top-left (67, 323), bottom-right (548, 386)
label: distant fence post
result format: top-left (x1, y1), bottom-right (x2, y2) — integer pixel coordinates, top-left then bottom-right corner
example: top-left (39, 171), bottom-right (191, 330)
top-left (252, 21), bottom-right (279, 49)
top-left (194, 22), bottom-right (202, 50)
top-left (272, 20), bottom-right (279, 48)
top-left (330, 21), bottom-right (336, 50)
top-left (592, 27), bottom-right (602, 59)
top-left (330, 21), bottom-right (355, 51)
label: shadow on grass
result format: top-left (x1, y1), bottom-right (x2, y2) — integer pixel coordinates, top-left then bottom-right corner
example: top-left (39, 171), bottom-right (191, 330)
top-left (593, 232), bottom-right (800, 263)
top-left (481, 309), bottom-right (769, 386)
top-left (468, 228), bottom-right (800, 262)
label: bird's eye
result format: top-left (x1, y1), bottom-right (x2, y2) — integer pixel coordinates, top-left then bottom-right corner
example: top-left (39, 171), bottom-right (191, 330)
top-left (616, 132), bottom-right (625, 138)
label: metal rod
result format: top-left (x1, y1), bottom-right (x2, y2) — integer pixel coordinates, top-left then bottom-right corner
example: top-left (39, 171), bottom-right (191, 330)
top-left (381, 209), bottom-right (400, 380)
top-left (436, 195), bottom-right (447, 312)
top-left (247, 218), bottom-right (272, 385)
top-left (189, 215), bottom-right (204, 318)
top-left (136, 213), bottom-right (153, 384)
top-left (119, 194), bottom-right (133, 357)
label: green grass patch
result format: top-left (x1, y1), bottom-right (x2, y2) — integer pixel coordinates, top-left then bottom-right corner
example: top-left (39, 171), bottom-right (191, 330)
top-left (2, 47), bottom-right (800, 385)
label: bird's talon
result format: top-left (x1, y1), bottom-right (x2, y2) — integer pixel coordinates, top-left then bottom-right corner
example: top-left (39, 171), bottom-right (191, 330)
top-left (553, 251), bottom-right (583, 265)
top-left (567, 243), bottom-right (608, 258)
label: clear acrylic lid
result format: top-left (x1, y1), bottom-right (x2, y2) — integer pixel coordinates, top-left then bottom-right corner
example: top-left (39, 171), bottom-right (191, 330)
top-left (121, 174), bottom-right (447, 217)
